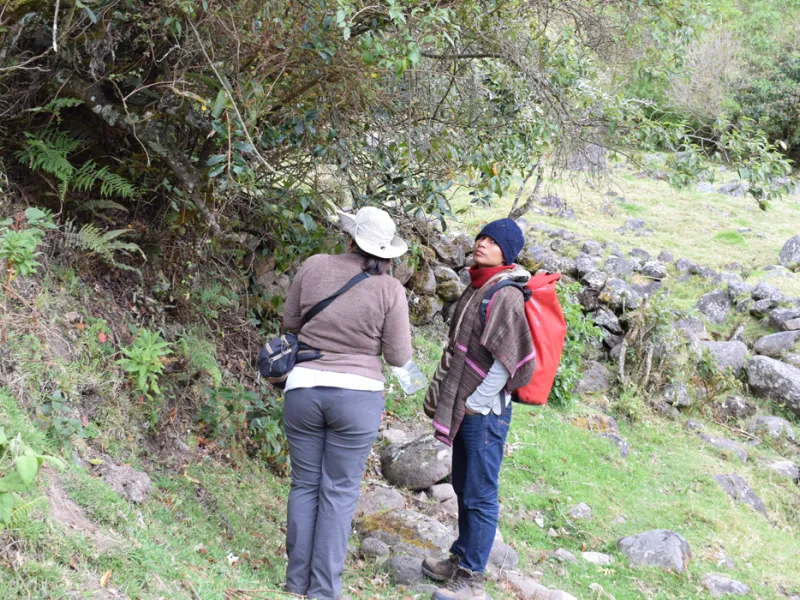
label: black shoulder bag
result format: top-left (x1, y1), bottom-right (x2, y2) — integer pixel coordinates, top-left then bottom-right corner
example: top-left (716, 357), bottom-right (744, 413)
top-left (257, 271), bottom-right (370, 389)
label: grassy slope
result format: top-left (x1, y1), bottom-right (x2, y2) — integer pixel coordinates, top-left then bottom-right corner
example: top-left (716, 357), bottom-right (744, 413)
top-left (2, 169), bottom-right (800, 599)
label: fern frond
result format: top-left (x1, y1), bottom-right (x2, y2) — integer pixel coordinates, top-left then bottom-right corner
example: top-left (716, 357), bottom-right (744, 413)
top-left (178, 332), bottom-right (223, 387)
top-left (29, 97), bottom-right (84, 116)
top-left (15, 132), bottom-right (78, 179)
top-left (95, 167), bottom-right (137, 199)
top-left (9, 496), bottom-right (46, 527)
top-left (65, 222), bottom-right (145, 271)
top-left (72, 160), bottom-right (100, 193)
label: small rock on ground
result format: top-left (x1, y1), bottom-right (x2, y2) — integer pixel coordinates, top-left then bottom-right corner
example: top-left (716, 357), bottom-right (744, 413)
top-left (582, 551), bottom-right (613, 565)
top-left (598, 433), bottom-right (630, 458)
top-left (567, 502), bottom-right (592, 520)
top-left (428, 483), bottom-right (456, 503)
top-left (551, 549), bottom-right (577, 563)
top-left (701, 573), bottom-right (750, 597)
top-left (617, 529), bottom-right (692, 573)
top-left (385, 554), bottom-right (425, 585)
top-left (747, 415), bottom-right (795, 442)
top-left (361, 537), bottom-right (390, 559)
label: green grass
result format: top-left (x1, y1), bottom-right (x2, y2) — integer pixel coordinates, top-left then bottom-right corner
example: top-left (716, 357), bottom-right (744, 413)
top-left (620, 202), bottom-right (647, 216)
top-left (500, 409), bottom-right (800, 600)
top-left (713, 231), bottom-right (747, 247)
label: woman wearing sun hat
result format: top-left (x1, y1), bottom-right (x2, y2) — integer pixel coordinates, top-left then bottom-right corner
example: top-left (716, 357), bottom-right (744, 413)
top-left (281, 206), bottom-right (413, 600)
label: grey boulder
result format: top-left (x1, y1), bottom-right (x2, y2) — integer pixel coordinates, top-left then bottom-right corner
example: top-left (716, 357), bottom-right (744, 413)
top-left (604, 256), bottom-right (633, 278)
top-left (696, 290), bottom-right (731, 324)
top-left (576, 256), bottom-right (600, 278)
top-left (355, 509), bottom-right (453, 558)
top-left (766, 459), bottom-right (799, 482)
top-left (769, 307), bottom-right (800, 331)
top-left (617, 529), bottom-right (692, 573)
top-left (779, 235), bottom-right (800, 269)
top-left (381, 435), bottom-right (452, 490)
top-left (599, 278), bottom-right (642, 311)
top-left (701, 574), bottom-right (750, 598)
top-left (641, 261), bottom-right (668, 280)
top-left (591, 308), bottom-right (623, 334)
top-left (745, 356), bottom-right (800, 417)
top-left (436, 279), bottom-right (466, 302)
top-left (699, 434), bottom-right (748, 463)
top-left (751, 281), bottom-right (783, 303)
top-left (754, 331), bottom-right (800, 358)
top-left (663, 383), bottom-right (691, 408)
top-left (581, 269), bottom-right (608, 291)
top-left (361, 537), bottom-right (391, 558)
top-left (567, 502), bottom-right (592, 520)
top-left (716, 396), bottom-right (756, 422)
top-left (747, 415), bottom-right (795, 442)
top-left (575, 361), bottom-right (614, 395)
top-left (697, 341), bottom-right (748, 375)
top-left (385, 554), bottom-right (424, 585)
top-left (582, 240), bottom-right (602, 256)
top-left (410, 266), bottom-right (436, 295)
top-left (713, 474), bottom-right (767, 516)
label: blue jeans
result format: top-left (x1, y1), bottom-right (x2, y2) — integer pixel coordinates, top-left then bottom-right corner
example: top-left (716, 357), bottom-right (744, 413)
top-left (450, 401), bottom-right (512, 572)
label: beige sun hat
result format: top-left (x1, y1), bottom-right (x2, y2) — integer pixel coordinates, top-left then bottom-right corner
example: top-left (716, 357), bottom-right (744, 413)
top-left (338, 206), bottom-right (408, 259)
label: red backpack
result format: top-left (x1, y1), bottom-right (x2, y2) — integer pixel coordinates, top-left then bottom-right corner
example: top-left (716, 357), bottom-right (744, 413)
top-left (479, 273), bottom-right (566, 405)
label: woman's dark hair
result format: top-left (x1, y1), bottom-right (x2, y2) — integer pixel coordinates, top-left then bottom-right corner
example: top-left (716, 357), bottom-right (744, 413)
top-left (355, 247), bottom-right (390, 275)
top-left (347, 235), bottom-right (390, 275)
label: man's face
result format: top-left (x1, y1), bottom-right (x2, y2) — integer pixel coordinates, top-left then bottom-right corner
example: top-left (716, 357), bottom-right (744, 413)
top-left (473, 235), bottom-right (504, 268)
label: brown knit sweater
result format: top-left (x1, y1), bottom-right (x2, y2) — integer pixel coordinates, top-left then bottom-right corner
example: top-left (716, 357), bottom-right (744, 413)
top-left (282, 252), bottom-right (413, 381)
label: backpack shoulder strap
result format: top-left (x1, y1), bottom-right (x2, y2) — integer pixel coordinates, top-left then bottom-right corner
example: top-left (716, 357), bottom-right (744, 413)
top-left (479, 279), bottom-right (530, 328)
top-left (301, 271), bottom-right (371, 326)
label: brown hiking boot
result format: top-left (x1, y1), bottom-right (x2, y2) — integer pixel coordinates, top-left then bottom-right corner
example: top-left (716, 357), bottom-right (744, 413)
top-left (422, 554), bottom-right (461, 582)
top-left (431, 567), bottom-right (491, 600)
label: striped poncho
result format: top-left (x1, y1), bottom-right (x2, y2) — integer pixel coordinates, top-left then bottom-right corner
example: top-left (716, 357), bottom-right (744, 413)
top-left (423, 265), bottom-right (535, 445)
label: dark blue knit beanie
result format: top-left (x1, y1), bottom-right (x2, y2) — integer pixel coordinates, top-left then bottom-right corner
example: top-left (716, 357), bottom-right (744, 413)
top-left (476, 218), bottom-right (525, 265)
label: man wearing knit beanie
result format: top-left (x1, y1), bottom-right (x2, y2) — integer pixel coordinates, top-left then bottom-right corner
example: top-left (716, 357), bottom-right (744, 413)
top-left (423, 217), bottom-right (534, 600)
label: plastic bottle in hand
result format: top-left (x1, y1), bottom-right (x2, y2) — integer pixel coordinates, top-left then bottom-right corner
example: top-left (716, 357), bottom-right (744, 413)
top-left (391, 359), bottom-right (426, 395)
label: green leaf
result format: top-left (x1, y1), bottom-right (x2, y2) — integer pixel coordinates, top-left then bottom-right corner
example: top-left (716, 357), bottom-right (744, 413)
top-left (207, 154), bottom-right (227, 167)
top-left (24, 207), bottom-right (47, 224)
top-left (77, 1), bottom-right (98, 24)
top-left (0, 492), bottom-right (16, 524)
top-left (41, 455), bottom-right (66, 471)
top-left (16, 455), bottom-right (41, 486)
top-left (0, 472), bottom-right (29, 492)
top-left (211, 89), bottom-right (228, 118)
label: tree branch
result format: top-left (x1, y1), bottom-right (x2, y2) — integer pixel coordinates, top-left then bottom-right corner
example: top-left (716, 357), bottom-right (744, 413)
top-left (508, 163), bottom-right (544, 221)
top-left (58, 73), bottom-right (236, 241)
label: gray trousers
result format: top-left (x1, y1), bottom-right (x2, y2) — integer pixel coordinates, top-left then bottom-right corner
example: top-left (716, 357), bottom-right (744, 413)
top-left (283, 386), bottom-right (384, 600)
